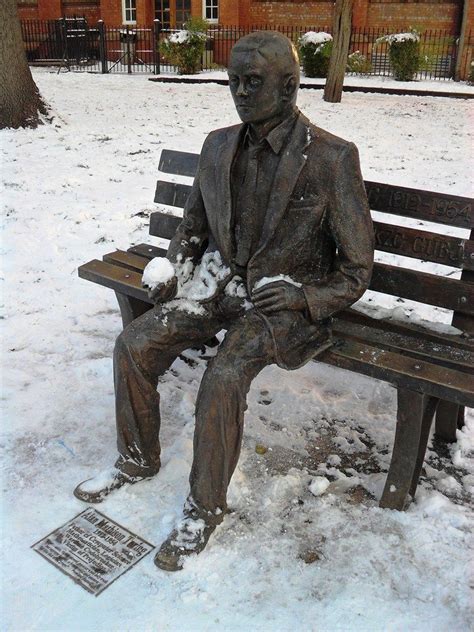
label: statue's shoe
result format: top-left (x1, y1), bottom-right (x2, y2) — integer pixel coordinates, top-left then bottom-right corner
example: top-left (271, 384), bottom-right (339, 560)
top-left (154, 516), bottom-right (216, 572)
top-left (73, 467), bottom-right (145, 503)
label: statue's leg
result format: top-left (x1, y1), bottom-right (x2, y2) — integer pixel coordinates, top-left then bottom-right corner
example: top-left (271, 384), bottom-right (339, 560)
top-left (113, 304), bottom-right (223, 478)
top-left (189, 310), bottom-right (275, 521)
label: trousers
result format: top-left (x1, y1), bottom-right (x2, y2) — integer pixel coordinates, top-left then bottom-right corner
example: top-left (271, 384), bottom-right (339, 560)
top-left (113, 295), bottom-right (276, 524)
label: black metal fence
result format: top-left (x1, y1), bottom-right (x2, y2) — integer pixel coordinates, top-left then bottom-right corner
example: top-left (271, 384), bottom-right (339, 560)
top-left (21, 19), bottom-right (158, 73)
top-left (21, 19), bottom-right (473, 80)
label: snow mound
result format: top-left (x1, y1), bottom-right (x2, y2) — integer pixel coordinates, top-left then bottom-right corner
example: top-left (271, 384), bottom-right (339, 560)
top-left (309, 477), bottom-right (331, 497)
top-left (142, 257), bottom-right (175, 289)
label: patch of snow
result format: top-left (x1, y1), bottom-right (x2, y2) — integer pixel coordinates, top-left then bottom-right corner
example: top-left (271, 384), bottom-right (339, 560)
top-left (184, 250), bottom-right (230, 301)
top-left (254, 275), bottom-right (302, 290)
top-left (299, 31), bottom-right (333, 50)
top-left (162, 297), bottom-right (205, 316)
top-left (377, 32), bottom-right (421, 45)
top-left (168, 30), bottom-right (190, 45)
top-left (142, 256), bottom-right (175, 289)
top-left (224, 275), bottom-right (248, 299)
top-left (309, 477), bottom-right (331, 497)
top-left (78, 467), bottom-right (123, 493)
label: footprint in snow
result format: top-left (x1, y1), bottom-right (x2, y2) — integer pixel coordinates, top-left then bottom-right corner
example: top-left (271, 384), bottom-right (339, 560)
top-left (258, 390), bottom-right (272, 406)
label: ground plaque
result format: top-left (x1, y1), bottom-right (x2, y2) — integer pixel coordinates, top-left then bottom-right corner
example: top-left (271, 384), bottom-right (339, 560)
top-left (32, 508), bottom-right (154, 595)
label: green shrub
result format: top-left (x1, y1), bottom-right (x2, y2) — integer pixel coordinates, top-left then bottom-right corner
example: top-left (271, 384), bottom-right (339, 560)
top-left (376, 30), bottom-right (421, 81)
top-left (347, 50), bottom-right (372, 75)
top-left (160, 17), bottom-right (208, 75)
top-left (299, 31), bottom-right (333, 78)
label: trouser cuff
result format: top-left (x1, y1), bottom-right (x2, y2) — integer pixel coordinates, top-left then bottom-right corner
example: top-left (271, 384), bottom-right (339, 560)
top-left (115, 455), bottom-right (160, 479)
top-left (184, 495), bottom-right (226, 526)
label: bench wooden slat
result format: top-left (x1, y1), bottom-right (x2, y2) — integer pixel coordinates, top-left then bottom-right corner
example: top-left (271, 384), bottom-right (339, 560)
top-left (332, 317), bottom-right (474, 373)
top-left (128, 243), bottom-right (167, 260)
top-left (341, 308), bottom-right (473, 351)
top-left (158, 149), bottom-right (200, 178)
top-left (374, 222), bottom-right (474, 271)
top-left (150, 208), bottom-right (183, 239)
top-left (154, 181), bottom-right (191, 209)
top-left (103, 250), bottom-right (150, 272)
top-left (323, 339), bottom-right (474, 407)
top-left (78, 260), bottom-right (150, 303)
top-left (370, 263), bottom-right (474, 315)
top-left (156, 150), bottom-right (473, 229)
top-left (365, 182), bottom-right (472, 229)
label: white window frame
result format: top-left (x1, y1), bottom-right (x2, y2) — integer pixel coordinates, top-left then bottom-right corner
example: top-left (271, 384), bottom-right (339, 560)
top-left (202, 0), bottom-right (218, 24)
top-left (122, 0), bottom-right (137, 24)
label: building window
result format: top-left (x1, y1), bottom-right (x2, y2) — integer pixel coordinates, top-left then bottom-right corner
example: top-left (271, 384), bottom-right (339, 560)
top-left (175, 0), bottom-right (191, 27)
top-left (203, 0), bottom-right (218, 23)
top-left (155, 0), bottom-right (171, 29)
top-left (122, 0), bottom-right (137, 24)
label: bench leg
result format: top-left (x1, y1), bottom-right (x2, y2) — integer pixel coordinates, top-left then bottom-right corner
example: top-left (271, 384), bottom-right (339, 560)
top-left (115, 291), bottom-right (151, 329)
top-left (434, 401), bottom-right (464, 443)
top-left (379, 389), bottom-right (438, 510)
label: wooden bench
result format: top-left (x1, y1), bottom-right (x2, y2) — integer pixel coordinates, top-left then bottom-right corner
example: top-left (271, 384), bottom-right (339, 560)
top-left (79, 148), bottom-right (474, 511)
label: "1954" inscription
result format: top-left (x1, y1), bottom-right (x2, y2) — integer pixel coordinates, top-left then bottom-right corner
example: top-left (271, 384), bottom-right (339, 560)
top-left (367, 186), bottom-right (472, 227)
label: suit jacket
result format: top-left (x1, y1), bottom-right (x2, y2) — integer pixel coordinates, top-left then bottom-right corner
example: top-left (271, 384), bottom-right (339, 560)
top-left (167, 109), bottom-right (374, 370)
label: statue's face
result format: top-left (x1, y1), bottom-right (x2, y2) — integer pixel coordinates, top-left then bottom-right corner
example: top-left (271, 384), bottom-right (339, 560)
top-left (228, 49), bottom-right (288, 125)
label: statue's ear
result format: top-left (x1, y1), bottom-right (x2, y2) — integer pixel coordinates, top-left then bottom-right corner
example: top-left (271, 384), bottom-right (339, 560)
top-left (282, 75), bottom-right (298, 102)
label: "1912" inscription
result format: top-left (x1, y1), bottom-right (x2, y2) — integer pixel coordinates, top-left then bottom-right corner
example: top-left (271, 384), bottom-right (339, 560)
top-left (367, 185), bottom-right (472, 228)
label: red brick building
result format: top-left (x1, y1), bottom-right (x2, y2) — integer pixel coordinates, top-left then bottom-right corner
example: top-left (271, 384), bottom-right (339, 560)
top-left (17, 0), bottom-right (472, 34)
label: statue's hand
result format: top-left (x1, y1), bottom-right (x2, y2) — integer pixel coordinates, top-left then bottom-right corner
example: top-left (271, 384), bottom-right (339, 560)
top-left (251, 281), bottom-right (306, 314)
top-left (145, 276), bottom-right (178, 305)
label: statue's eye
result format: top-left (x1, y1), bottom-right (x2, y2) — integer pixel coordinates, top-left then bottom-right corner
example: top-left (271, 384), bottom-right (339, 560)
top-left (229, 76), bottom-right (239, 87)
top-left (249, 76), bottom-right (262, 87)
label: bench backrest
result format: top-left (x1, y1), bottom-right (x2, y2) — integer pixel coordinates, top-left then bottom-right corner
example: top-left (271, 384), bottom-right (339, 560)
top-left (152, 149), bottom-right (474, 334)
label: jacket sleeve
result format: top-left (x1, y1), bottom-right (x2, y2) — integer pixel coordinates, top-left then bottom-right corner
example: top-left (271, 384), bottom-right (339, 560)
top-left (166, 149), bottom-right (209, 267)
top-left (303, 142), bottom-right (374, 321)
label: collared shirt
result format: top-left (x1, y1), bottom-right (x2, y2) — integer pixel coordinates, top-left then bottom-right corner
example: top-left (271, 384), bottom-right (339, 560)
top-left (231, 111), bottom-right (298, 277)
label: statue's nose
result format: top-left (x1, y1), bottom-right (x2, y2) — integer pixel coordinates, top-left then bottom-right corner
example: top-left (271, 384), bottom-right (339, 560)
top-left (236, 81), bottom-right (248, 97)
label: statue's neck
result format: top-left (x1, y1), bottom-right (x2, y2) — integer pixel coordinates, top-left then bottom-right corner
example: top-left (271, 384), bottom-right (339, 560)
top-left (248, 106), bottom-right (297, 141)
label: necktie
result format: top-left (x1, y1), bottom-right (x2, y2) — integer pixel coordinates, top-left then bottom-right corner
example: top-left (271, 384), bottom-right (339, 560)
top-left (234, 142), bottom-right (262, 268)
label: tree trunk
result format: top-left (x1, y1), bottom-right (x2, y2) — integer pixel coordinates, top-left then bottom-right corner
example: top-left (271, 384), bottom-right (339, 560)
top-left (454, 0), bottom-right (470, 81)
top-left (324, 0), bottom-right (353, 103)
top-left (0, 0), bottom-right (48, 129)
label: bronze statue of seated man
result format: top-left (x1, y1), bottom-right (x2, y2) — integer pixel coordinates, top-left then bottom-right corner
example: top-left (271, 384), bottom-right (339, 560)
top-left (74, 31), bottom-right (374, 571)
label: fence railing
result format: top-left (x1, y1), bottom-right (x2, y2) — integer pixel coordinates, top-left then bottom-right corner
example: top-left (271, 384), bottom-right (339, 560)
top-left (21, 20), bottom-right (473, 81)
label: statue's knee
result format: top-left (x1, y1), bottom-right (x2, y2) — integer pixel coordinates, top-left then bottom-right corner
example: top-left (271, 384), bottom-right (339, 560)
top-left (115, 326), bottom-right (139, 359)
top-left (206, 360), bottom-right (241, 389)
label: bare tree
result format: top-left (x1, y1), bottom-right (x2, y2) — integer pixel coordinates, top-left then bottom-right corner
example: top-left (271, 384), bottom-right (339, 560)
top-left (0, 0), bottom-right (48, 129)
top-left (324, 0), bottom-right (353, 103)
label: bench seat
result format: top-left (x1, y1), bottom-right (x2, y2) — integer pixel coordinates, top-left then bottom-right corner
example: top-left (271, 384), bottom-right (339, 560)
top-left (78, 251), bottom-right (474, 408)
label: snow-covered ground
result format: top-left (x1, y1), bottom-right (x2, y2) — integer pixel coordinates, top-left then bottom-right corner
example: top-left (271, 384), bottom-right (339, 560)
top-left (1, 69), bottom-right (473, 631)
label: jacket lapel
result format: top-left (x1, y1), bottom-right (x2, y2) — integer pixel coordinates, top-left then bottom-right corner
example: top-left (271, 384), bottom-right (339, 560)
top-left (214, 124), bottom-right (244, 262)
top-left (253, 113), bottom-right (314, 259)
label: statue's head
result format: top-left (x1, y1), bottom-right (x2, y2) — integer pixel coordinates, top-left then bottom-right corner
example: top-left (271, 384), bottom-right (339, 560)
top-left (228, 31), bottom-right (300, 125)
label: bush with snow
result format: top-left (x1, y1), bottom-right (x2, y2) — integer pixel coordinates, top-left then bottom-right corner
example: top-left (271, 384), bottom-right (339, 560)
top-left (299, 31), bottom-right (333, 78)
top-left (347, 50), bottom-right (372, 75)
top-left (376, 30), bottom-right (421, 81)
top-left (160, 17), bottom-right (208, 75)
